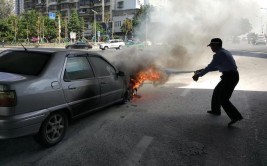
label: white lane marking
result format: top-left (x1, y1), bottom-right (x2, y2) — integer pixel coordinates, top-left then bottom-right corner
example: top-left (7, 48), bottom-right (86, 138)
top-left (255, 129), bottom-right (258, 141)
top-left (239, 93), bottom-right (251, 119)
top-left (180, 88), bottom-right (191, 97)
top-left (125, 136), bottom-right (154, 166)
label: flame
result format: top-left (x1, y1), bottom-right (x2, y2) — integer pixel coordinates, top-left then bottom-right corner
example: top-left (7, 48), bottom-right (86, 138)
top-left (131, 67), bottom-right (162, 89)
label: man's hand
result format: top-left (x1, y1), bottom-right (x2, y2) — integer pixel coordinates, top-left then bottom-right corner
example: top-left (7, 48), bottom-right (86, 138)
top-left (192, 74), bottom-right (199, 81)
top-left (192, 69), bottom-right (203, 81)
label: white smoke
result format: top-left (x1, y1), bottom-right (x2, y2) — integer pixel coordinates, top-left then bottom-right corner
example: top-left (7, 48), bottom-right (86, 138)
top-left (109, 0), bottom-right (261, 83)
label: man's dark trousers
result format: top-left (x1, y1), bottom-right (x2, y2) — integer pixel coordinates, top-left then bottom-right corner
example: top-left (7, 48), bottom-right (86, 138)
top-left (211, 70), bottom-right (242, 120)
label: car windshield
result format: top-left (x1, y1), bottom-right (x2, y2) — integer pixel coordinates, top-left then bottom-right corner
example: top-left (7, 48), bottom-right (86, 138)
top-left (0, 50), bottom-right (52, 76)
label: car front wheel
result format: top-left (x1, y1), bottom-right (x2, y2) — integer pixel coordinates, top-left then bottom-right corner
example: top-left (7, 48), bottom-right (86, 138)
top-left (34, 111), bottom-right (68, 147)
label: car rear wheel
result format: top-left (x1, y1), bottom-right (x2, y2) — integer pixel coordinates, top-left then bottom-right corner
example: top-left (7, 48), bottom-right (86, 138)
top-left (104, 46), bottom-right (108, 50)
top-left (34, 111), bottom-right (68, 147)
top-left (117, 45), bottom-right (122, 50)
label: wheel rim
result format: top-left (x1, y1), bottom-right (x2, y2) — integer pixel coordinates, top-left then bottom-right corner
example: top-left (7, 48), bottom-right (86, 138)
top-left (45, 114), bottom-right (65, 142)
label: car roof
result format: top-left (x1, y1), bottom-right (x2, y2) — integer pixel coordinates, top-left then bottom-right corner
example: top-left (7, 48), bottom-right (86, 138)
top-left (4, 48), bottom-right (100, 56)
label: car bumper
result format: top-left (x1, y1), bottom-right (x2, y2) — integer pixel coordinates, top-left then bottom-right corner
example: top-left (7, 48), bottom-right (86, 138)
top-left (0, 109), bottom-right (49, 139)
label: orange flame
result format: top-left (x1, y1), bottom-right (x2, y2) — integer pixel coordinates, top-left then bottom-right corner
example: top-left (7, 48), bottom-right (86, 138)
top-left (131, 67), bottom-right (162, 89)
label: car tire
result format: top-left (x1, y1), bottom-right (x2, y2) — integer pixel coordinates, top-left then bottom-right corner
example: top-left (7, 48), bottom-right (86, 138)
top-left (34, 111), bottom-right (68, 147)
top-left (85, 46), bottom-right (89, 50)
top-left (104, 46), bottom-right (108, 50)
top-left (118, 89), bottom-right (130, 104)
top-left (117, 45), bottom-right (122, 50)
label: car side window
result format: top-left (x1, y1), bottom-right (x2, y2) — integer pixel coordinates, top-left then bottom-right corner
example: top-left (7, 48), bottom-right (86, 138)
top-left (89, 56), bottom-right (116, 77)
top-left (64, 56), bottom-right (94, 81)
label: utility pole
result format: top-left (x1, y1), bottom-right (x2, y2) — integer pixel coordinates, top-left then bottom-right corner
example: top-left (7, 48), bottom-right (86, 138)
top-left (42, 19), bottom-right (45, 42)
top-left (260, 8), bottom-right (267, 35)
top-left (102, 0), bottom-right (104, 22)
top-left (58, 16), bottom-right (61, 44)
top-left (92, 9), bottom-right (98, 45)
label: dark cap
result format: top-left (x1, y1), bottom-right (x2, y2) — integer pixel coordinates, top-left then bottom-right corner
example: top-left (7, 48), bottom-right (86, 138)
top-left (207, 38), bottom-right (222, 46)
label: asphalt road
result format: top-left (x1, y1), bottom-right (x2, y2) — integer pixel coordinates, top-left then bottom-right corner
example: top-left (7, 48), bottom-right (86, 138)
top-left (0, 43), bottom-right (267, 166)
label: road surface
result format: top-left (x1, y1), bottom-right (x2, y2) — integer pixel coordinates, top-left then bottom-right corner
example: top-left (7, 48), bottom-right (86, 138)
top-left (0, 43), bottom-right (266, 166)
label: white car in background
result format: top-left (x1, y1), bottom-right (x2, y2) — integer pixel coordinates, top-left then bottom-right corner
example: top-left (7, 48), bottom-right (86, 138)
top-left (99, 39), bottom-right (125, 50)
top-left (255, 35), bottom-right (267, 45)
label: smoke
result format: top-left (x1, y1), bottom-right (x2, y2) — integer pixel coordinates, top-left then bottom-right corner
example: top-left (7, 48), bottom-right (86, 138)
top-left (109, 0), bottom-right (261, 85)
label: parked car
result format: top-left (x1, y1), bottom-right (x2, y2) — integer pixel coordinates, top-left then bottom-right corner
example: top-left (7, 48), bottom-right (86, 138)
top-left (125, 40), bottom-right (145, 50)
top-left (65, 41), bottom-right (92, 49)
top-left (0, 48), bottom-right (128, 147)
top-left (99, 39), bottom-right (125, 50)
top-left (255, 35), bottom-right (267, 45)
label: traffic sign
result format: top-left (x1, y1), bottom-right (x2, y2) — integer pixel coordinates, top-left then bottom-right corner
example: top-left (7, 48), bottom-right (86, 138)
top-left (49, 12), bottom-right (56, 20)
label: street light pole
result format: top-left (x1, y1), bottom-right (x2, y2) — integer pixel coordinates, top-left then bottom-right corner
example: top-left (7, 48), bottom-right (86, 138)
top-left (102, 0), bottom-right (104, 22)
top-left (92, 9), bottom-right (98, 45)
top-left (260, 8), bottom-right (267, 35)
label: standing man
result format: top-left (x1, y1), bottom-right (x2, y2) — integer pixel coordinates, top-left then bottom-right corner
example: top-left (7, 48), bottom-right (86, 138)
top-left (192, 38), bottom-right (243, 127)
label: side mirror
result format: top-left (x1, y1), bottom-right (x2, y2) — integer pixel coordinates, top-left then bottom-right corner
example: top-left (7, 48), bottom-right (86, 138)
top-left (117, 70), bottom-right (125, 76)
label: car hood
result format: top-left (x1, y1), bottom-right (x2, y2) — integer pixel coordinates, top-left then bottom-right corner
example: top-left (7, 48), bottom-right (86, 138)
top-left (0, 72), bottom-right (27, 82)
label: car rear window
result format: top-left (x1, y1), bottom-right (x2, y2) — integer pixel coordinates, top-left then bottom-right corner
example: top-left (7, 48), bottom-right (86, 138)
top-left (0, 50), bottom-right (52, 76)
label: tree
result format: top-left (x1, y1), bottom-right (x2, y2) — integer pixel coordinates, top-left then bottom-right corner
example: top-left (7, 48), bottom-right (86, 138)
top-left (132, 5), bottom-right (152, 40)
top-left (0, 0), bottom-right (14, 19)
top-left (7, 15), bottom-right (19, 43)
top-left (90, 22), bottom-right (105, 39)
top-left (132, 5), bottom-right (151, 29)
top-left (121, 18), bottom-right (133, 41)
top-left (0, 19), bottom-right (10, 41)
top-left (79, 16), bottom-right (85, 40)
top-left (225, 18), bottom-right (252, 37)
top-left (68, 10), bottom-right (81, 39)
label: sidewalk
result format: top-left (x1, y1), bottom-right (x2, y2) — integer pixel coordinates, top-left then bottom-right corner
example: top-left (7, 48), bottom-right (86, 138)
top-left (1, 43), bottom-right (100, 50)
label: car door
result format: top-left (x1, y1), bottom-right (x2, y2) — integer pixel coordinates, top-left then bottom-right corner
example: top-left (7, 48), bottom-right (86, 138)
top-left (110, 40), bottom-right (116, 48)
top-left (61, 54), bottom-right (101, 117)
top-left (88, 55), bottom-right (125, 106)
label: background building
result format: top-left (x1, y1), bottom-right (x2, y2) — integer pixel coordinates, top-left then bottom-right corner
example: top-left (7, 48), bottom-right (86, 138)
top-left (15, 0), bottom-right (24, 15)
top-left (20, 0), bottom-right (165, 39)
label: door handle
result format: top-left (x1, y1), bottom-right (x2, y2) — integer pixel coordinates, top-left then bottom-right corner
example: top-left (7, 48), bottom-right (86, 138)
top-left (68, 85), bottom-right (76, 90)
top-left (51, 81), bottom-right (60, 89)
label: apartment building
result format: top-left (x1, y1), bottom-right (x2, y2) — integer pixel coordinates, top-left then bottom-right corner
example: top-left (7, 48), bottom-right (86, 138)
top-left (22, 0), bottom-right (165, 37)
top-left (15, 0), bottom-right (24, 15)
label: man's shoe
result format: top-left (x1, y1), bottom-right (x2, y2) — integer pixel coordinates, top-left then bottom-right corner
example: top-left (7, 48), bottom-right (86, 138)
top-left (207, 110), bottom-right (221, 116)
top-left (228, 116), bottom-right (243, 127)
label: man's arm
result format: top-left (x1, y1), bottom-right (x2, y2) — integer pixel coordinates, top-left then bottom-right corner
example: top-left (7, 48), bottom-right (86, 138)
top-left (192, 54), bottom-right (220, 81)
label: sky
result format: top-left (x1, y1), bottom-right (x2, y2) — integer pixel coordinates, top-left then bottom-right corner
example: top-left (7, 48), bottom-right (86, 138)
top-left (253, 0), bottom-right (267, 33)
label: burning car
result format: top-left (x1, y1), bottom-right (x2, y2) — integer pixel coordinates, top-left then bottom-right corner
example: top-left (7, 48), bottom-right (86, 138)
top-left (0, 48), bottom-right (128, 147)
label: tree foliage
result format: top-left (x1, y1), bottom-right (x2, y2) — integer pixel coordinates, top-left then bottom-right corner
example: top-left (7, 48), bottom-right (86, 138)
top-left (132, 5), bottom-right (152, 29)
top-left (0, 0), bottom-right (14, 19)
top-left (121, 18), bottom-right (133, 39)
top-left (68, 10), bottom-right (82, 38)
top-left (90, 22), bottom-right (105, 36)
top-left (226, 18), bottom-right (252, 37)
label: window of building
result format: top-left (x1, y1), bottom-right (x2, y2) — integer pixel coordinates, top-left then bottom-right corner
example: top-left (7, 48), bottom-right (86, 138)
top-left (114, 21), bottom-right (121, 28)
top-left (117, 1), bottom-right (124, 9)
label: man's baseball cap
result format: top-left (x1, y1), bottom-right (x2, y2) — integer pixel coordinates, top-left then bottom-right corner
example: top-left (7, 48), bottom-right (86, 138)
top-left (207, 38), bottom-right (222, 46)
